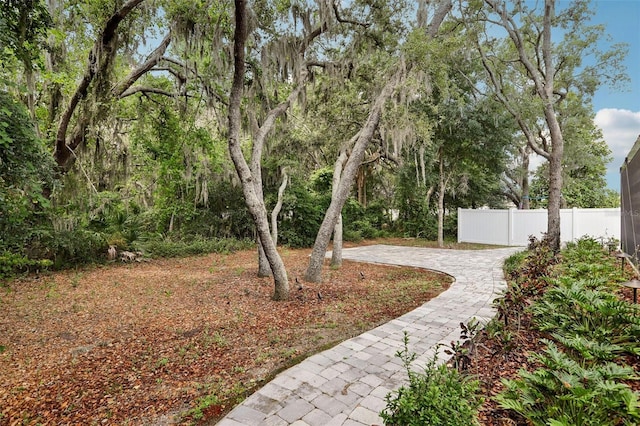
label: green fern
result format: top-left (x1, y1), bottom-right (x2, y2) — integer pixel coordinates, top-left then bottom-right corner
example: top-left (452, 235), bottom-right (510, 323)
top-left (496, 341), bottom-right (640, 426)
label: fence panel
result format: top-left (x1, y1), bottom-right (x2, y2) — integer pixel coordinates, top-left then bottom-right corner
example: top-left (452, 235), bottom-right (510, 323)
top-left (458, 208), bottom-right (620, 246)
top-left (456, 209), bottom-right (510, 245)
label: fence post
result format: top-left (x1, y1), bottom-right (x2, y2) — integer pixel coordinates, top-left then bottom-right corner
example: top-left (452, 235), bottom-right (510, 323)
top-left (458, 208), bottom-right (462, 243)
top-left (572, 207), bottom-right (578, 243)
top-left (508, 208), bottom-right (515, 246)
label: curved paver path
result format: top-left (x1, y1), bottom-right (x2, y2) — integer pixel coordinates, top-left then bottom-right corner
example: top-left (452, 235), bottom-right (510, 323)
top-left (217, 244), bottom-right (522, 426)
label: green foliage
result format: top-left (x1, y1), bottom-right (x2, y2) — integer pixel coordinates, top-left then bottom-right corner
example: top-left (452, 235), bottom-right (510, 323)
top-left (560, 236), bottom-right (625, 283)
top-left (497, 236), bottom-right (640, 424)
top-left (0, 91), bottom-right (55, 251)
top-left (494, 236), bottom-right (558, 327)
top-left (503, 250), bottom-right (527, 278)
top-left (496, 341), bottom-right (640, 426)
top-left (532, 279), bottom-right (640, 361)
top-left (136, 236), bottom-right (253, 258)
top-left (29, 229), bottom-right (109, 267)
top-left (342, 199), bottom-right (388, 241)
top-left (393, 167), bottom-right (437, 238)
top-left (277, 181), bottom-right (329, 248)
top-left (0, 0), bottom-right (51, 67)
top-left (189, 393), bottom-right (220, 422)
top-left (529, 98), bottom-right (619, 209)
top-left (0, 252), bottom-right (52, 281)
top-left (381, 333), bottom-right (483, 426)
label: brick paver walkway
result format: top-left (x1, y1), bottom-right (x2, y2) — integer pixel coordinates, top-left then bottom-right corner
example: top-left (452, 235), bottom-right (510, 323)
top-left (216, 244), bottom-right (522, 426)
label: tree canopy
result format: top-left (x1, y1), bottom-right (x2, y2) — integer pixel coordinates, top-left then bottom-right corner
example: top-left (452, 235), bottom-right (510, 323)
top-left (0, 0), bottom-right (626, 283)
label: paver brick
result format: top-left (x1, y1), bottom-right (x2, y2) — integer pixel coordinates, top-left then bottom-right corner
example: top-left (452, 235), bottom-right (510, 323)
top-left (215, 245), bottom-right (521, 426)
top-left (276, 398), bottom-right (315, 423)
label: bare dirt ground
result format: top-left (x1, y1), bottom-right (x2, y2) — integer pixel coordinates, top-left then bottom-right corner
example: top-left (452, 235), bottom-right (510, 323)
top-left (1, 240), bottom-right (456, 425)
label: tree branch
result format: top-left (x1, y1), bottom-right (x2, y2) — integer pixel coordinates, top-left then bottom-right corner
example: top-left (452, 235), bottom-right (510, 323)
top-left (54, 0), bottom-right (146, 170)
top-left (118, 86), bottom-right (178, 99)
top-left (113, 32), bottom-right (171, 98)
top-left (331, 0), bottom-right (370, 28)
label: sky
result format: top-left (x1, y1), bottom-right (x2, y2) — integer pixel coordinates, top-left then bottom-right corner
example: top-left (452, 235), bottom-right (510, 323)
top-left (588, 0), bottom-right (640, 191)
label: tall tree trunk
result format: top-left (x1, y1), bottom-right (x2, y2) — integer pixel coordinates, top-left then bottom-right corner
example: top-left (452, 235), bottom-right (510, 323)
top-left (304, 69), bottom-right (404, 282)
top-left (229, 0), bottom-right (289, 300)
top-left (331, 150), bottom-right (348, 267)
top-left (521, 146), bottom-right (530, 209)
top-left (542, 0), bottom-right (562, 252)
top-left (546, 109), bottom-right (563, 251)
top-left (437, 149), bottom-right (446, 247)
top-left (481, 0), bottom-right (562, 250)
top-left (357, 166), bottom-right (366, 207)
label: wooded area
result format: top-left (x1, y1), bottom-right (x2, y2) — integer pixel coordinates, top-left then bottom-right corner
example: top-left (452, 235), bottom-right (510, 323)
top-left (0, 0), bottom-right (627, 296)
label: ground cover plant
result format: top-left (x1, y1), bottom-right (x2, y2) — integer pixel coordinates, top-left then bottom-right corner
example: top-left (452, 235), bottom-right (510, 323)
top-left (381, 332), bottom-right (484, 426)
top-left (470, 237), bottom-right (640, 425)
top-left (0, 239), bottom-right (453, 425)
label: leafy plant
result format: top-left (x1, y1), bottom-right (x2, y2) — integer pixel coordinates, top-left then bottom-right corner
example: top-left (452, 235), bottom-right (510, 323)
top-left (442, 318), bottom-right (481, 372)
top-left (381, 332), bottom-right (483, 426)
top-left (137, 236), bottom-right (253, 258)
top-left (560, 236), bottom-right (626, 284)
top-left (493, 280), bottom-right (529, 328)
top-left (496, 340), bottom-right (640, 426)
top-left (532, 279), bottom-right (640, 360)
top-left (0, 252), bottom-right (52, 281)
top-left (521, 234), bottom-right (558, 289)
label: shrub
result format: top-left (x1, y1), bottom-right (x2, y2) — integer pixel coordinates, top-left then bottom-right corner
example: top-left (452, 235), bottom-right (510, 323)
top-left (0, 252), bottom-right (52, 281)
top-left (277, 185), bottom-right (328, 248)
top-left (381, 333), bottom-right (483, 426)
top-left (532, 279), bottom-right (640, 361)
top-left (497, 341), bottom-right (640, 426)
top-left (136, 236), bottom-right (253, 258)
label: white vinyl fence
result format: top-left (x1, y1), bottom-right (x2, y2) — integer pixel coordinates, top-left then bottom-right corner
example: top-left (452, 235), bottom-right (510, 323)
top-left (457, 208), bottom-right (620, 246)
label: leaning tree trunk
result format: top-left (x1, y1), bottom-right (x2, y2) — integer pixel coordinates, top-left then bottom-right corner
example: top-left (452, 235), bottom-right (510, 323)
top-left (229, 0), bottom-right (289, 300)
top-left (330, 150), bottom-right (348, 267)
top-left (257, 239), bottom-right (271, 277)
top-left (304, 70), bottom-right (404, 282)
top-left (271, 168), bottom-right (289, 247)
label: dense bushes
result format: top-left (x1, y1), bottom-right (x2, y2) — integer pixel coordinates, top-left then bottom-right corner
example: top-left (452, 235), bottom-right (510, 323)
top-left (137, 236), bottom-right (253, 258)
top-left (382, 237), bottom-right (640, 425)
top-left (493, 237), bottom-right (640, 425)
top-left (0, 91), bottom-right (54, 252)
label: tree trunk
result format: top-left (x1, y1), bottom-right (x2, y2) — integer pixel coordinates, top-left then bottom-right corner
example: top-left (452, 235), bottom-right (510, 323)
top-left (271, 169), bottom-right (289, 246)
top-left (542, 0), bottom-right (562, 252)
top-left (331, 214), bottom-right (343, 267)
top-left (304, 70), bottom-right (404, 282)
top-left (357, 166), bottom-right (367, 207)
top-left (521, 146), bottom-right (530, 209)
top-left (257, 238), bottom-right (271, 277)
top-left (482, 0), bottom-right (562, 250)
top-left (229, 0), bottom-right (288, 299)
top-left (546, 109), bottom-right (563, 251)
top-left (331, 150), bottom-right (348, 267)
top-left (437, 149), bottom-right (446, 247)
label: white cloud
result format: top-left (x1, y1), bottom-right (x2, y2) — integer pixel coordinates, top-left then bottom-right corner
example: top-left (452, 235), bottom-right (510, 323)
top-left (595, 108), bottom-right (640, 168)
